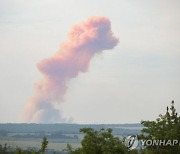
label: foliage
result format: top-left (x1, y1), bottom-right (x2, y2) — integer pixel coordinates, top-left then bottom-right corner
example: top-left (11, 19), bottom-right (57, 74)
top-left (39, 136), bottom-right (48, 153)
top-left (0, 144), bottom-right (37, 154)
top-left (0, 137), bottom-right (49, 154)
top-left (67, 128), bottom-right (128, 154)
top-left (140, 100), bottom-right (180, 153)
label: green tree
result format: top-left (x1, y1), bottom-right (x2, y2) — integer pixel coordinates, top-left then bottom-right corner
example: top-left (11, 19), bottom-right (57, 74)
top-left (140, 100), bottom-right (180, 154)
top-left (67, 128), bottom-right (128, 154)
top-left (39, 136), bottom-right (48, 154)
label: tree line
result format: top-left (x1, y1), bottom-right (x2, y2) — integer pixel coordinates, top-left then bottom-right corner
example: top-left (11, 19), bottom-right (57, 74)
top-left (0, 101), bottom-right (179, 154)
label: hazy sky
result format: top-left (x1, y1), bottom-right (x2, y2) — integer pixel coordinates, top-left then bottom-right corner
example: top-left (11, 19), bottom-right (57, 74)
top-left (0, 0), bottom-right (180, 123)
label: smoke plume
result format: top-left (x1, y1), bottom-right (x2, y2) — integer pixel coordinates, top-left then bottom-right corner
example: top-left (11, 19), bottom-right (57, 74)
top-left (23, 16), bottom-right (119, 123)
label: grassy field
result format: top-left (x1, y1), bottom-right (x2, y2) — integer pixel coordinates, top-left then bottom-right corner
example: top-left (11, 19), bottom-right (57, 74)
top-left (0, 123), bottom-right (142, 152)
top-left (0, 139), bottom-right (81, 151)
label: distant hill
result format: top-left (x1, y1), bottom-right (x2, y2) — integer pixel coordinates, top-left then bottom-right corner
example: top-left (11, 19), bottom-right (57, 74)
top-left (0, 123), bottom-right (142, 136)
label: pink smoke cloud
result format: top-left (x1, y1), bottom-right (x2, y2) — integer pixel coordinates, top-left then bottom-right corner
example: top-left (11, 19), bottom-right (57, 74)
top-left (22, 16), bottom-right (119, 123)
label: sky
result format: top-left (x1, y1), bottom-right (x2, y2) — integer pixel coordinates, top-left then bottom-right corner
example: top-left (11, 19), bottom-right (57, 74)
top-left (0, 0), bottom-right (180, 124)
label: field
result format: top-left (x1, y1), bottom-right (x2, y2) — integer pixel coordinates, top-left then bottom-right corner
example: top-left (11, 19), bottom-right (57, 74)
top-left (0, 123), bottom-right (142, 152)
top-left (0, 139), bottom-right (80, 151)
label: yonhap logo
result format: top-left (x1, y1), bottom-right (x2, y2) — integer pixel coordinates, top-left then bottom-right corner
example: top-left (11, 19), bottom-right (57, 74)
top-left (124, 135), bottom-right (180, 150)
top-left (124, 135), bottom-right (139, 150)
